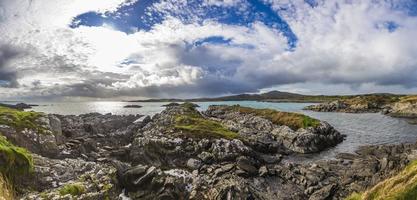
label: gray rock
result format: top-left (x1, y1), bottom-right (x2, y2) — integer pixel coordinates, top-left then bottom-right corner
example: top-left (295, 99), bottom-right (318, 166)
top-left (236, 156), bottom-right (257, 176)
top-left (187, 158), bottom-right (202, 170)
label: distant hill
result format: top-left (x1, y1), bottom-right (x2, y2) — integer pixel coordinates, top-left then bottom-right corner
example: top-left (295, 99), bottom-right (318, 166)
top-left (128, 90), bottom-right (319, 102)
top-left (127, 91), bottom-right (407, 103)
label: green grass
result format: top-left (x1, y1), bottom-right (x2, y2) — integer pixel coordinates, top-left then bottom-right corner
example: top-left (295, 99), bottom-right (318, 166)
top-left (225, 105), bottom-right (320, 130)
top-left (0, 106), bottom-right (47, 134)
top-left (172, 103), bottom-right (239, 139)
top-left (58, 183), bottom-right (86, 196)
top-left (345, 160), bottom-right (417, 200)
top-left (0, 135), bottom-right (33, 176)
top-left (345, 192), bottom-right (363, 200)
top-left (174, 115), bottom-right (239, 139)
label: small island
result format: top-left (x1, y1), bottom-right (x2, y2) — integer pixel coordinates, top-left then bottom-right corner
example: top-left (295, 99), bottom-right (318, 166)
top-left (123, 105), bottom-right (143, 108)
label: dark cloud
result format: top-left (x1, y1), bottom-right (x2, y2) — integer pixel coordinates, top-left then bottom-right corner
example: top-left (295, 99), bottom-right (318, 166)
top-left (0, 44), bottom-right (20, 87)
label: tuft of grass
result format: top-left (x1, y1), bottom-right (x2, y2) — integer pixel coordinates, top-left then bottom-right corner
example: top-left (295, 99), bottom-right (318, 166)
top-left (345, 192), bottom-right (363, 200)
top-left (0, 135), bottom-right (33, 176)
top-left (58, 183), bottom-right (86, 196)
top-left (0, 106), bottom-right (47, 134)
top-left (225, 105), bottom-right (320, 130)
top-left (345, 160), bottom-right (417, 200)
top-left (399, 95), bottom-right (417, 104)
top-left (0, 174), bottom-right (14, 200)
top-left (174, 115), bottom-right (239, 140)
top-left (173, 104), bottom-right (239, 139)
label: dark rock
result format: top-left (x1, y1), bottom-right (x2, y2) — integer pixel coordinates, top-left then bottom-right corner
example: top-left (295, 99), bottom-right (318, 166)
top-left (0, 102), bottom-right (37, 110)
top-left (162, 102), bottom-right (180, 107)
top-left (236, 156), bottom-right (257, 175)
top-left (123, 105), bottom-right (143, 108)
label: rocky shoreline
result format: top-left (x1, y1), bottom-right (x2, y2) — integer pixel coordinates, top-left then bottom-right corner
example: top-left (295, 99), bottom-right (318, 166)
top-left (0, 103), bottom-right (416, 199)
top-left (304, 95), bottom-right (417, 124)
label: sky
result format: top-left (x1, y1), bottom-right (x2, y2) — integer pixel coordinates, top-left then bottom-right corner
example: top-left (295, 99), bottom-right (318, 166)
top-left (1, 0), bottom-right (417, 100)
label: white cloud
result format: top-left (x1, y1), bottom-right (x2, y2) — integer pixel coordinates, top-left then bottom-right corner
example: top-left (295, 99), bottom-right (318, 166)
top-left (1, 0), bottom-right (417, 100)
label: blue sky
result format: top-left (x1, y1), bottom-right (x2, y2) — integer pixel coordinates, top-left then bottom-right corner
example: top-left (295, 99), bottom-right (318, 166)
top-left (71, 0), bottom-right (299, 49)
top-left (1, 0), bottom-right (417, 100)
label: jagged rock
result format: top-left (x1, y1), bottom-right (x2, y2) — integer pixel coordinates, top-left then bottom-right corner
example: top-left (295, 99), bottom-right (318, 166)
top-left (205, 105), bottom-right (345, 153)
top-left (272, 121), bottom-right (345, 153)
top-left (309, 184), bottom-right (337, 200)
top-left (304, 101), bottom-right (349, 112)
top-left (119, 165), bottom-right (192, 199)
top-left (19, 154), bottom-right (121, 200)
top-left (0, 114), bottom-right (61, 158)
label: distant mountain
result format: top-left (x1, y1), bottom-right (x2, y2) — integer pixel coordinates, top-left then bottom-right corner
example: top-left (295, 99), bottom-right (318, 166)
top-left (128, 90), bottom-right (315, 102)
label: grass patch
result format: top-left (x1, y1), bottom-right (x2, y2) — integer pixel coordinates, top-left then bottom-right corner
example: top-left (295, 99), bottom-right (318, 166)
top-left (0, 174), bottom-right (14, 200)
top-left (174, 115), bottom-right (239, 140)
top-left (345, 160), bottom-right (417, 200)
top-left (343, 95), bottom-right (400, 108)
top-left (0, 135), bottom-right (33, 176)
top-left (173, 103), bottom-right (239, 139)
top-left (399, 96), bottom-right (417, 104)
top-left (225, 105), bottom-right (320, 130)
top-left (59, 183), bottom-right (86, 196)
top-left (0, 106), bottom-right (47, 134)
top-left (345, 192), bottom-right (363, 200)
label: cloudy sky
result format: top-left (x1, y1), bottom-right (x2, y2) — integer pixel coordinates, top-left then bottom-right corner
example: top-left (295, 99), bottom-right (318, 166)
top-left (1, 0), bottom-right (417, 100)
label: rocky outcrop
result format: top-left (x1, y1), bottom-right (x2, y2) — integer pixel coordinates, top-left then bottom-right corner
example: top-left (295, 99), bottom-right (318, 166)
top-left (304, 100), bottom-right (383, 113)
top-left (0, 103), bottom-right (37, 110)
top-left (56, 113), bottom-right (145, 161)
top-left (386, 100), bottom-right (417, 118)
top-left (204, 105), bottom-right (345, 153)
top-left (19, 154), bottom-right (121, 200)
top-left (0, 114), bottom-right (62, 158)
top-left (305, 96), bottom-right (417, 124)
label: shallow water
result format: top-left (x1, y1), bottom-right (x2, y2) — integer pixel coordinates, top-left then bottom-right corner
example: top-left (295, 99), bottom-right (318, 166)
top-left (23, 101), bottom-right (417, 161)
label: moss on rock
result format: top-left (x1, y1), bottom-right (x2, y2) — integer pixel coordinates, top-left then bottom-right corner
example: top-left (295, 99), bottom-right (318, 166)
top-left (0, 135), bottom-right (33, 176)
top-left (174, 115), bottom-right (239, 140)
top-left (58, 183), bottom-right (86, 196)
top-left (172, 103), bottom-right (239, 139)
top-left (225, 105), bottom-right (320, 130)
top-left (0, 106), bottom-right (47, 134)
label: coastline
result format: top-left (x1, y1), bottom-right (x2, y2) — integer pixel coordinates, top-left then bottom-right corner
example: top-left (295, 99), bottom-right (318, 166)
top-left (0, 103), bottom-right (416, 199)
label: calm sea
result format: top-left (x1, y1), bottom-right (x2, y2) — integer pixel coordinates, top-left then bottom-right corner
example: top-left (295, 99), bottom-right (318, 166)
top-left (13, 101), bottom-right (417, 161)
